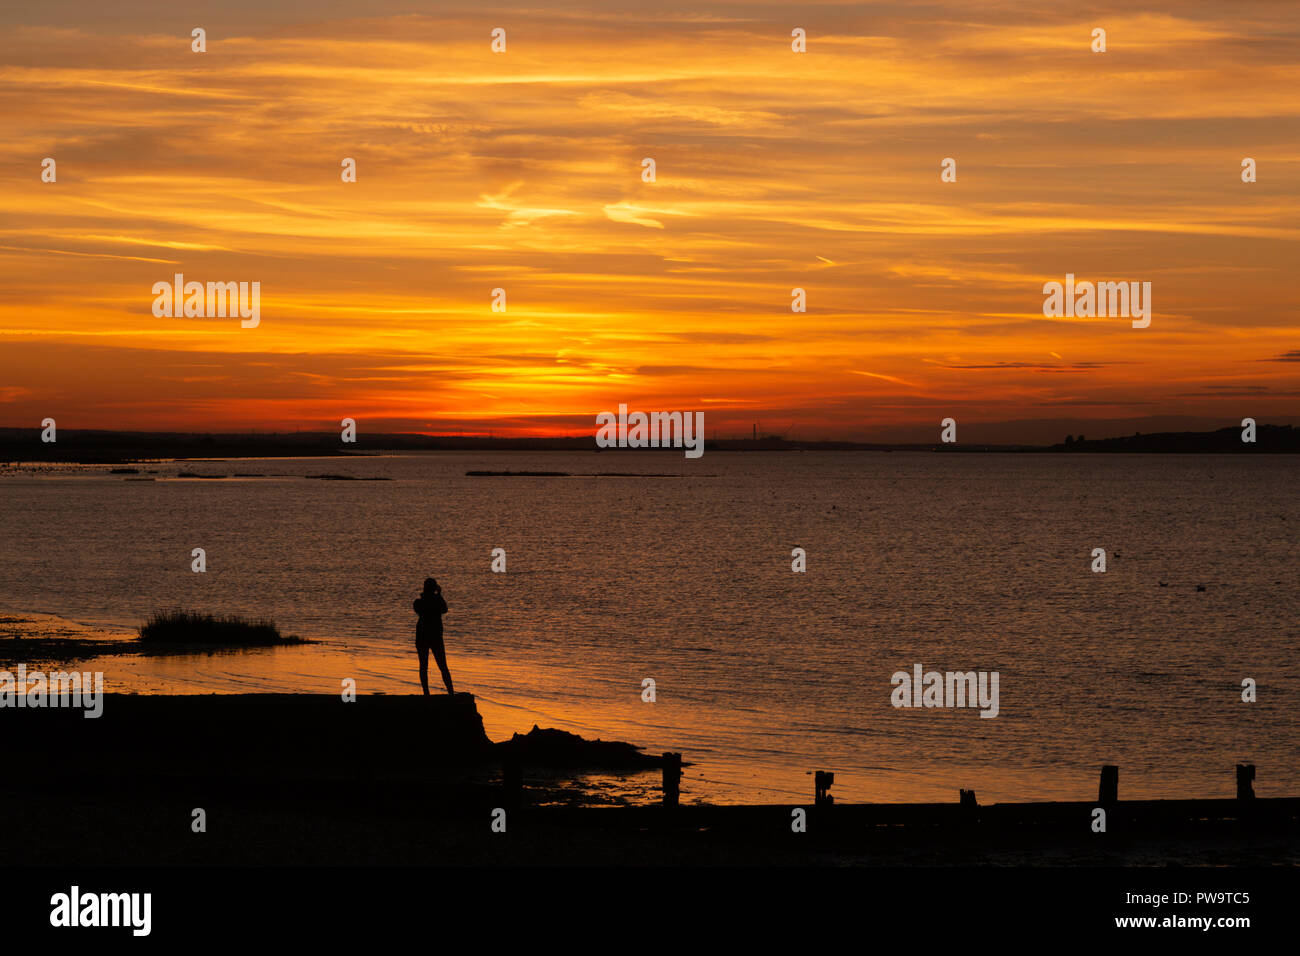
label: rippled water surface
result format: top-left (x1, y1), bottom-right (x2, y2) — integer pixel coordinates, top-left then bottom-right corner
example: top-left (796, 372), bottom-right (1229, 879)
top-left (2, 451), bottom-right (1296, 804)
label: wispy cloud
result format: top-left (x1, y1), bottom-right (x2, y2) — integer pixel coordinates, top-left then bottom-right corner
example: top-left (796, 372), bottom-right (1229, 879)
top-left (0, 2), bottom-right (1296, 436)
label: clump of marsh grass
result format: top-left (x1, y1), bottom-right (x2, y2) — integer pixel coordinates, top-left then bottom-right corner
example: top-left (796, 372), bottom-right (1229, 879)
top-left (139, 610), bottom-right (301, 646)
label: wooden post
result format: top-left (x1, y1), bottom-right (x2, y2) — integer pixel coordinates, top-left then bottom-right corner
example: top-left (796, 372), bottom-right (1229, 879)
top-left (1236, 764), bottom-right (1255, 800)
top-left (662, 752), bottom-right (682, 808)
top-left (814, 771), bottom-right (834, 807)
top-left (1099, 765), bottom-right (1118, 804)
top-left (959, 789), bottom-right (978, 823)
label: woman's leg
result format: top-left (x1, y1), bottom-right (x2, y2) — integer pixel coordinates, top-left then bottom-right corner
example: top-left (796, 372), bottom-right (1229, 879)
top-left (431, 635), bottom-right (454, 695)
top-left (417, 644), bottom-right (430, 696)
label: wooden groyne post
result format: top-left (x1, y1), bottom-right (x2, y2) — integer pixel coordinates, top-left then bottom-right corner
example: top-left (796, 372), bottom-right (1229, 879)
top-left (814, 771), bottom-right (834, 807)
top-left (662, 752), bottom-right (682, 808)
top-left (1236, 764), bottom-right (1255, 800)
top-left (1098, 765), bottom-right (1119, 804)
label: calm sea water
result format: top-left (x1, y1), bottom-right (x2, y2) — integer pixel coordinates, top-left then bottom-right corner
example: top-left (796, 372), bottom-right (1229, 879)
top-left (1, 451), bottom-right (1296, 804)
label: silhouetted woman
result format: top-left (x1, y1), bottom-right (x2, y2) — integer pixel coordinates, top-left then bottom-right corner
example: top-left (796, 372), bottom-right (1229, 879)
top-left (413, 577), bottom-right (454, 695)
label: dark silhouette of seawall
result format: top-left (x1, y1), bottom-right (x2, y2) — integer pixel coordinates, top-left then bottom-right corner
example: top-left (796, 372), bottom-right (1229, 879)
top-left (9, 693), bottom-right (492, 786)
top-left (5, 693), bottom-right (1297, 866)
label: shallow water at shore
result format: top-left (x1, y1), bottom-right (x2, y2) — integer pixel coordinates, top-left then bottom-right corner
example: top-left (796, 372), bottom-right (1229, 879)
top-left (2, 451), bottom-right (1297, 805)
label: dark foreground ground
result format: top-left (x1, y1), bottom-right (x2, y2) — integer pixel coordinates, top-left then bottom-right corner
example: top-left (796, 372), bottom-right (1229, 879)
top-left (7, 787), bottom-right (1296, 867)
top-left (4, 694), bottom-right (1296, 866)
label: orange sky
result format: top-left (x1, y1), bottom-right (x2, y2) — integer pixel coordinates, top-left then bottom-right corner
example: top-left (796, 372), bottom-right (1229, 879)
top-left (1, 1), bottom-right (1297, 442)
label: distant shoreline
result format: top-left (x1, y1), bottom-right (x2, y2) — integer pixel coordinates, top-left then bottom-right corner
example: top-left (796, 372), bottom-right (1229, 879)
top-left (1, 424), bottom-right (1296, 463)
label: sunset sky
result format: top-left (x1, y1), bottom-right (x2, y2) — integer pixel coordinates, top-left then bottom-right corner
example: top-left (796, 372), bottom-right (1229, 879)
top-left (1, 1), bottom-right (1297, 442)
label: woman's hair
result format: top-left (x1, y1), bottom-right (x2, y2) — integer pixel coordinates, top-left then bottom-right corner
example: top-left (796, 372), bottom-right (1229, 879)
top-left (423, 577), bottom-right (439, 592)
